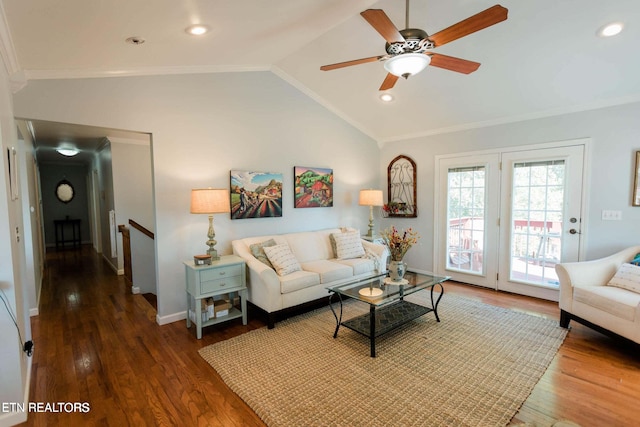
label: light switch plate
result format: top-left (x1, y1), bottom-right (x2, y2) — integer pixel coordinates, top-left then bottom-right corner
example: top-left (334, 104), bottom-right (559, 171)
top-left (601, 210), bottom-right (622, 220)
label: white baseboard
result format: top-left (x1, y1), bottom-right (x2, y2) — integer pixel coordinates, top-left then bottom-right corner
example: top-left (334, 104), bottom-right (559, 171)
top-left (29, 307), bottom-right (39, 317)
top-left (156, 310), bottom-right (186, 326)
top-left (131, 286), bottom-right (140, 294)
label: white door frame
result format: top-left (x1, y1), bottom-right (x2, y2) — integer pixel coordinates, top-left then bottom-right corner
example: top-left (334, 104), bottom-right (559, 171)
top-left (434, 138), bottom-right (590, 299)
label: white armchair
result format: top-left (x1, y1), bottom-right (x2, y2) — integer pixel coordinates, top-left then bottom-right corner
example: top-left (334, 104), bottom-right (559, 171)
top-left (556, 246), bottom-right (640, 344)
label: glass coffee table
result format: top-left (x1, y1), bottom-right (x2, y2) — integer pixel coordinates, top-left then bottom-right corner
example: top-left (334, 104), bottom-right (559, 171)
top-left (327, 271), bottom-right (450, 357)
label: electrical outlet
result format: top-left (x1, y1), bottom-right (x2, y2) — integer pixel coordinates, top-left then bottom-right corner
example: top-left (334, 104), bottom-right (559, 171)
top-left (601, 210), bottom-right (622, 220)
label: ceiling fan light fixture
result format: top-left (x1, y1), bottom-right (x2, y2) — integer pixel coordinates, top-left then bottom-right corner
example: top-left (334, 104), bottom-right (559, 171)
top-left (384, 53), bottom-right (431, 78)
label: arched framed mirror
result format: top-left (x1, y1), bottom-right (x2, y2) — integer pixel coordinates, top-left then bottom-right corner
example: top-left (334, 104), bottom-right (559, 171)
top-left (386, 155), bottom-right (417, 217)
top-left (55, 179), bottom-right (75, 204)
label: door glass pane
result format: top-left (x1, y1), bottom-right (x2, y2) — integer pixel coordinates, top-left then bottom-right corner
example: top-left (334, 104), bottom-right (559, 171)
top-left (447, 166), bottom-right (485, 274)
top-left (510, 160), bottom-right (564, 286)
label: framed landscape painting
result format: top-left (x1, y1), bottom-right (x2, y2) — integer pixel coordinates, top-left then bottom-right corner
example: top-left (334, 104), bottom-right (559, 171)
top-left (230, 170), bottom-right (283, 219)
top-left (294, 166), bottom-right (333, 208)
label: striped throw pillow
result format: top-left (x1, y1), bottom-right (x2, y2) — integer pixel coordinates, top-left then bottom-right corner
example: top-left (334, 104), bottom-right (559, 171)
top-left (263, 244), bottom-right (302, 276)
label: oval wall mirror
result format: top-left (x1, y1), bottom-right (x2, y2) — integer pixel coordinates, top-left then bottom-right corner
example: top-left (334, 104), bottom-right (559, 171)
top-left (55, 179), bottom-right (75, 204)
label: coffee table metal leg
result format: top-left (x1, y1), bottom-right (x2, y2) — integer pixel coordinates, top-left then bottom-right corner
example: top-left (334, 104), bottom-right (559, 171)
top-left (370, 305), bottom-right (376, 357)
top-left (431, 283), bottom-right (444, 322)
top-left (329, 292), bottom-right (343, 338)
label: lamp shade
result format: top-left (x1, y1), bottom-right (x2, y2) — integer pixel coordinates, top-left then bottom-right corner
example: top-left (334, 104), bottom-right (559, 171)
top-left (384, 53), bottom-right (431, 77)
top-left (359, 189), bottom-right (384, 207)
top-left (190, 188), bottom-right (230, 214)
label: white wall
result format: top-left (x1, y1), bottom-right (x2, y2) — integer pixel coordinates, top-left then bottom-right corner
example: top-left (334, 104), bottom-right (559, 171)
top-left (12, 71), bottom-right (380, 323)
top-left (130, 226), bottom-right (156, 295)
top-left (110, 137), bottom-right (153, 271)
top-left (379, 102), bottom-right (640, 272)
top-left (17, 133), bottom-right (43, 317)
top-left (0, 53), bottom-right (30, 425)
top-left (96, 141), bottom-right (118, 270)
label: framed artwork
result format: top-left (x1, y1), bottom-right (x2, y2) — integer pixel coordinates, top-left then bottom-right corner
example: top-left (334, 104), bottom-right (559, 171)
top-left (230, 170), bottom-right (283, 219)
top-left (386, 155), bottom-right (417, 217)
top-left (294, 166), bottom-right (333, 208)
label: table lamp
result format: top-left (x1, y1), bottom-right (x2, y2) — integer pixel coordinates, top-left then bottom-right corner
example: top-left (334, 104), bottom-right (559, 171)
top-left (190, 188), bottom-right (230, 261)
top-left (359, 189), bottom-right (384, 238)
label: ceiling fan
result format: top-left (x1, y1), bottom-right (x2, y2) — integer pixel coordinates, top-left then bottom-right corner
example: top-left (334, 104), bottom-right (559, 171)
top-left (320, 1), bottom-right (508, 91)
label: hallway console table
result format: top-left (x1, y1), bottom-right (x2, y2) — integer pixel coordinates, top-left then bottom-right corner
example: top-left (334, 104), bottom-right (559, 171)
top-left (54, 218), bottom-right (81, 250)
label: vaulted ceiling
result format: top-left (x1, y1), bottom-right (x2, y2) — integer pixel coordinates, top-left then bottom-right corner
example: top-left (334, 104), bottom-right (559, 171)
top-left (3, 0), bottom-right (640, 145)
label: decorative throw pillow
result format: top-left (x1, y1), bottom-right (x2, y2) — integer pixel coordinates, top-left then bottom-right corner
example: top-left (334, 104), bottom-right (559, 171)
top-left (332, 231), bottom-right (365, 260)
top-left (329, 227), bottom-right (358, 258)
top-left (606, 263), bottom-right (640, 294)
top-left (263, 244), bottom-right (302, 276)
top-left (249, 239), bottom-right (277, 268)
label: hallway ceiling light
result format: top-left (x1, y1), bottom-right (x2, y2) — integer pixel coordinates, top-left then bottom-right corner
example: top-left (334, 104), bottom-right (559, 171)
top-left (185, 24), bottom-right (210, 36)
top-left (56, 147), bottom-right (79, 157)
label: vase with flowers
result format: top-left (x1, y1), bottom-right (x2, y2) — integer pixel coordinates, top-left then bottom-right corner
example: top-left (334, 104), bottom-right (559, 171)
top-left (380, 226), bottom-right (420, 281)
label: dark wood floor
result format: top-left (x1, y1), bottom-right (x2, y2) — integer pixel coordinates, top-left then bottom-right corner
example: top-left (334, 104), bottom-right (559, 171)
top-left (19, 246), bottom-right (640, 426)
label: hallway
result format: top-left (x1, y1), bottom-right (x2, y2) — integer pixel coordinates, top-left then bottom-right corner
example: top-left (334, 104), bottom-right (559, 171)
top-left (22, 246), bottom-right (265, 426)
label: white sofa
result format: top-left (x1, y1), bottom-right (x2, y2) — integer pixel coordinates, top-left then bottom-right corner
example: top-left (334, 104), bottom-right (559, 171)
top-left (556, 246), bottom-right (640, 344)
top-left (231, 228), bottom-right (388, 328)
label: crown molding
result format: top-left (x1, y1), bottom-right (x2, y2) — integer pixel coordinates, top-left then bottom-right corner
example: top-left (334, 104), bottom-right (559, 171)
top-left (0, 2), bottom-right (21, 76)
top-left (24, 64), bottom-right (271, 80)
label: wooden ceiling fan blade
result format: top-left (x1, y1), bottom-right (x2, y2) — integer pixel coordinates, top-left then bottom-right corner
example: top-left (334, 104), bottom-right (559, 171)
top-left (361, 9), bottom-right (406, 44)
top-left (320, 56), bottom-right (383, 71)
top-left (428, 5), bottom-right (508, 47)
top-left (379, 73), bottom-right (399, 91)
top-left (428, 53), bottom-right (480, 74)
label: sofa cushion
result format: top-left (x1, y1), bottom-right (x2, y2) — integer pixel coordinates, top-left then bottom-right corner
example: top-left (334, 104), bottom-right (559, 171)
top-left (285, 232), bottom-right (332, 263)
top-left (574, 286), bottom-right (640, 321)
top-left (279, 270), bottom-right (320, 294)
top-left (334, 258), bottom-right (376, 276)
top-left (332, 231), bottom-right (365, 260)
top-left (263, 244), bottom-right (302, 276)
top-left (249, 239), bottom-right (277, 268)
top-left (606, 263), bottom-right (640, 293)
top-left (300, 260), bottom-right (353, 284)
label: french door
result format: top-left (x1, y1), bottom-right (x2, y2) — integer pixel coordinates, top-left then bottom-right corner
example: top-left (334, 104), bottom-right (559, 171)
top-left (435, 142), bottom-right (586, 301)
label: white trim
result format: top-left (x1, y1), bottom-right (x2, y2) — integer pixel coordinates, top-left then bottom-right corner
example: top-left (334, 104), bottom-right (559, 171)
top-left (24, 64), bottom-right (271, 80)
top-left (0, 2), bottom-right (20, 76)
top-left (433, 138), bottom-right (591, 296)
top-left (131, 286), bottom-right (140, 295)
top-left (28, 307), bottom-right (38, 317)
top-left (156, 310), bottom-right (186, 326)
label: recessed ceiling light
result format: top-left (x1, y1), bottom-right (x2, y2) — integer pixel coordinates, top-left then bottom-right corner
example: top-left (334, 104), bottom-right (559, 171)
top-left (379, 93), bottom-right (394, 102)
top-left (185, 24), bottom-right (210, 36)
top-left (597, 22), bottom-right (623, 37)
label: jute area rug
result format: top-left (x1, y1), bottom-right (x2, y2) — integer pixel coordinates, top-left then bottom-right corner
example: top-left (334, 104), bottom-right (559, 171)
top-left (199, 292), bottom-right (567, 427)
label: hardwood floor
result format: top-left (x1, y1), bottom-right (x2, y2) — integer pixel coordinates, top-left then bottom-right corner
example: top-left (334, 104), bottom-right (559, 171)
top-left (20, 247), bottom-right (640, 426)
